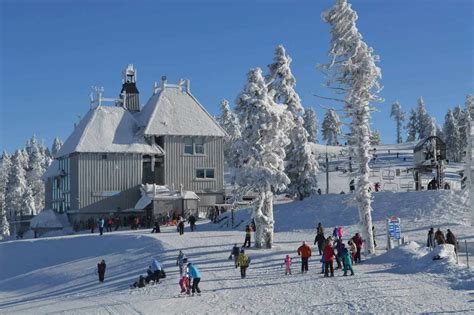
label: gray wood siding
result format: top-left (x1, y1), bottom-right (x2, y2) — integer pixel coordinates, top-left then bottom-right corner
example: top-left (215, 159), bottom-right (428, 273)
top-left (70, 154), bottom-right (79, 210)
top-left (163, 136), bottom-right (224, 193)
top-left (76, 153), bottom-right (143, 212)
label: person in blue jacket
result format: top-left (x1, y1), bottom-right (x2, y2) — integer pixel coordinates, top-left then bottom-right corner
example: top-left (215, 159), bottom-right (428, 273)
top-left (187, 262), bottom-right (201, 295)
top-left (98, 217), bottom-right (105, 235)
top-left (341, 244), bottom-right (354, 276)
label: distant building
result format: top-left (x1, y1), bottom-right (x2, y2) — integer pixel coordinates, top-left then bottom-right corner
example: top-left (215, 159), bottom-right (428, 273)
top-left (43, 65), bottom-right (226, 224)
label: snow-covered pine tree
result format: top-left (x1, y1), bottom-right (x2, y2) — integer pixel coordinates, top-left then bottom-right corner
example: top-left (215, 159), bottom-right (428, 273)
top-left (5, 150), bottom-right (28, 221)
top-left (406, 109), bottom-right (417, 142)
top-left (464, 95), bottom-right (474, 212)
top-left (51, 137), bottom-right (63, 157)
top-left (234, 68), bottom-right (291, 248)
top-left (218, 99), bottom-right (242, 177)
top-left (303, 108), bottom-right (318, 143)
top-left (452, 105), bottom-right (468, 160)
top-left (0, 207), bottom-right (10, 239)
top-left (25, 136), bottom-right (47, 214)
top-left (369, 130), bottom-right (381, 146)
top-left (321, 0), bottom-right (382, 254)
top-left (0, 152), bottom-right (12, 217)
top-left (390, 101), bottom-right (405, 143)
top-left (443, 110), bottom-right (462, 162)
top-left (321, 109), bottom-right (342, 145)
top-left (286, 117), bottom-right (319, 200)
top-left (416, 97), bottom-right (432, 140)
top-left (267, 45), bottom-right (304, 116)
top-left (267, 44), bottom-right (319, 200)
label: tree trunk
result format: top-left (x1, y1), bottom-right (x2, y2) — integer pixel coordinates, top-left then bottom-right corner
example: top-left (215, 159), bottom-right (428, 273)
top-left (253, 189), bottom-right (274, 248)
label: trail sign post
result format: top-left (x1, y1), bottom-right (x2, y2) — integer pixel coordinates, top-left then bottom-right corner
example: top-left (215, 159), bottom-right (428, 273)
top-left (387, 216), bottom-right (401, 250)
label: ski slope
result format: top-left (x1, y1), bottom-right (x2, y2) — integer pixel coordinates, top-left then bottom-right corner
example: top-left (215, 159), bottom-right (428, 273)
top-left (0, 191), bottom-right (472, 314)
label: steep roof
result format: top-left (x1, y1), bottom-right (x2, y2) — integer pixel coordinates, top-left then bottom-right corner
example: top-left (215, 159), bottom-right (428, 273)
top-left (56, 106), bottom-right (164, 158)
top-left (136, 85), bottom-right (226, 137)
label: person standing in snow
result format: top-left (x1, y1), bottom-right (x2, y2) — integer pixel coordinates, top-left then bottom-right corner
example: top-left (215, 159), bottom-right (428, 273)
top-left (176, 250), bottom-right (187, 275)
top-left (151, 219), bottom-right (161, 233)
top-left (98, 217), bottom-right (105, 236)
top-left (323, 241), bottom-right (335, 277)
top-left (188, 214), bottom-right (197, 232)
top-left (347, 240), bottom-right (357, 263)
top-left (237, 249), bottom-right (250, 279)
top-left (283, 255), bottom-right (292, 275)
top-left (187, 262), bottom-right (201, 295)
top-left (229, 244), bottom-right (241, 268)
top-left (337, 226), bottom-right (344, 239)
top-left (297, 241), bottom-right (312, 273)
top-left (446, 229), bottom-right (458, 254)
top-left (179, 272), bottom-right (190, 294)
top-left (333, 238), bottom-right (344, 269)
top-left (314, 231), bottom-right (326, 256)
top-left (177, 216), bottom-right (185, 235)
top-left (97, 259), bottom-right (106, 282)
top-left (372, 225), bottom-right (376, 248)
top-left (427, 227), bottom-right (435, 249)
top-left (434, 228), bottom-right (446, 245)
top-left (332, 227), bottom-right (338, 239)
top-left (341, 244), bottom-right (354, 276)
top-left (352, 233), bottom-right (363, 264)
top-left (243, 225), bottom-right (252, 248)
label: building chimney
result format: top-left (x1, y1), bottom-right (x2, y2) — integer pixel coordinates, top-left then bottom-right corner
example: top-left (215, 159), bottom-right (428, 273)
top-left (120, 64), bottom-right (140, 112)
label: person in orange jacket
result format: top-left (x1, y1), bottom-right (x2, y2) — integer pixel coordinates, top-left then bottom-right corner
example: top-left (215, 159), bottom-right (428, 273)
top-left (297, 241), bottom-right (312, 273)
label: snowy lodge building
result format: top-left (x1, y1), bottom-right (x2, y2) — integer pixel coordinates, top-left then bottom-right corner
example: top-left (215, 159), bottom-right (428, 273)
top-left (43, 65), bottom-right (226, 223)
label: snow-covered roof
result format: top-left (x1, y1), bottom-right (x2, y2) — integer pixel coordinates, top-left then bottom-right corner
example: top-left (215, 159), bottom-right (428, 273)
top-left (136, 85), bottom-right (226, 137)
top-left (134, 184), bottom-right (200, 209)
top-left (30, 209), bottom-right (70, 229)
top-left (56, 106), bottom-right (164, 158)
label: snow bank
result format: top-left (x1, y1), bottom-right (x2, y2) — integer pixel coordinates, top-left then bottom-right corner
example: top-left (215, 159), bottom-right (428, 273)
top-left (368, 242), bottom-right (473, 291)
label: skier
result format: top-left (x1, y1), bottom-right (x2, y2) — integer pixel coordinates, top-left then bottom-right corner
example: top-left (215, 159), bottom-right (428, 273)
top-left (176, 250), bottom-right (187, 275)
top-left (188, 214), bottom-right (197, 232)
top-left (243, 225), bottom-right (252, 248)
top-left (434, 228), bottom-right (446, 245)
top-left (131, 275), bottom-right (146, 288)
top-left (297, 241), bottom-right (312, 273)
top-left (427, 227), bottom-right (435, 249)
top-left (237, 249), bottom-right (250, 279)
top-left (229, 244), bottom-right (241, 268)
top-left (98, 217), bottom-right (105, 236)
top-left (352, 233), bottom-right (363, 263)
top-left (323, 241), bottom-right (335, 277)
top-left (177, 216), bottom-right (185, 235)
top-left (179, 272), bottom-right (190, 294)
top-left (151, 220), bottom-right (160, 233)
top-left (446, 229), bottom-right (458, 254)
top-left (187, 262), bottom-right (201, 295)
top-left (341, 244), bottom-right (354, 276)
top-left (283, 255), bottom-right (292, 275)
top-left (97, 259), bottom-right (106, 283)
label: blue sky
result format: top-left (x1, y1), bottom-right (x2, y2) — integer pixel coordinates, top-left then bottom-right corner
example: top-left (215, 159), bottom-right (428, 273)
top-left (1, 0), bottom-right (472, 152)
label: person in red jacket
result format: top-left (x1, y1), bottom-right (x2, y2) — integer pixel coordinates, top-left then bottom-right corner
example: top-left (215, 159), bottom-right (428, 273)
top-left (323, 242), bottom-right (335, 277)
top-left (297, 241), bottom-right (312, 273)
top-left (352, 233), bottom-right (364, 263)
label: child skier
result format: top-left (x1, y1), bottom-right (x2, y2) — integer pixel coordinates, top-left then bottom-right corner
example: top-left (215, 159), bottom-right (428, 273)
top-left (176, 250), bottom-right (187, 275)
top-left (237, 249), bottom-right (250, 279)
top-left (229, 244), bottom-right (241, 268)
top-left (283, 255), bottom-right (292, 275)
top-left (341, 244), bottom-right (355, 276)
top-left (179, 271), bottom-right (190, 294)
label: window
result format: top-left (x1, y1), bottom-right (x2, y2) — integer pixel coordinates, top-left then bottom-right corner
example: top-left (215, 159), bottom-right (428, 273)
top-left (184, 138), bottom-right (193, 154)
top-left (196, 168), bottom-right (215, 179)
top-left (195, 138), bottom-right (204, 154)
top-left (184, 137), bottom-right (205, 155)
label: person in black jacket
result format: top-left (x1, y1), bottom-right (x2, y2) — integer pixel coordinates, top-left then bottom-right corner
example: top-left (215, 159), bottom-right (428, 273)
top-left (446, 229), bottom-right (458, 254)
top-left (97, 260), bottom-right (106, 283)
top-left (427, 227), bottom-right (435, 249)
top-left (229, 244), bottom-right (241, 268)
top-left (188, 215), bottom-right (197, 232)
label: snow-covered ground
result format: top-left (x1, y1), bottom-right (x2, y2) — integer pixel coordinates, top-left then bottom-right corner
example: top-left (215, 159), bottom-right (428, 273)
top-left (1, 190), bottom-right (472, 314)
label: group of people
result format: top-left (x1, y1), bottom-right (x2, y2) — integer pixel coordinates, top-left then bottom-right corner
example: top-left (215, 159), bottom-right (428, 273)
top-left (427, 227), bottom-right (458, 252)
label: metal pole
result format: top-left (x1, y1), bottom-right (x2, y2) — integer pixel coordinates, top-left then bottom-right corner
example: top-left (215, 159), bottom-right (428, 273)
top-left (326, 151), bottom-right (329, 194)
top-left (466, 240), bottom-right (469, 268)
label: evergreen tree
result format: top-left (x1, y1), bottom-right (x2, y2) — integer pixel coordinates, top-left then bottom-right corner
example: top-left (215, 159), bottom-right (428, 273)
top-left (321, 0), bottom-right (382, 254)
top-left (234, 68), bottom-right (291, 248)
top-left (0, 207), bottom-right (9, 239)
top-left (416, 97), bottom-right (432, 139)
top-left (0, 152), bottom-right (12, 217)
top-left (218, 99), bottom-right (242, 174)
top-left (51, 137), bottom-right (63, 156)
top-left (453, 105), bottom-right (468, 157)
top-left (406, 109), bottom-right (417, 142)
top-left (25, 136), bottom-right (47, 214)
top-left (321, 109), bottom-right (342, 145)
top-left (303, 108), bottom-right (318, 143)
top-left (267, 45), bottom-right (304, 115)
top-left (5, 150), bottom-right (28, 221)
top-left (390, 101), bottom-right (405, 143)
top-left (369, 130), bottom-right (381, 146)
top-left (443, 110), bottom-right (462, 162)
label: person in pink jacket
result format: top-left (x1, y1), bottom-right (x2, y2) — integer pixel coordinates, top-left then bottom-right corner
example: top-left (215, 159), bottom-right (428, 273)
top-left (337, 226), bottom-right (344, 239)
top-left (283, 255), bottom-right (292, 275)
